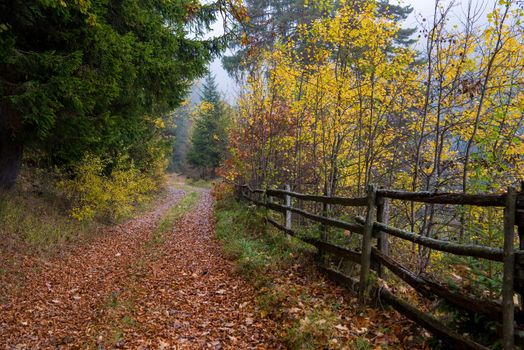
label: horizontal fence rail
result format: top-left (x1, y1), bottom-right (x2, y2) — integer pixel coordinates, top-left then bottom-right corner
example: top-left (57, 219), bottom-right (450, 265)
top-left (376, 189), bottom-right (511, 207)
top-left (240, 183), bottom-right (524, 350)
top-left (354, 216), bottom-right (505, 262)
top-left (266, 188), bottom-right (368, 206)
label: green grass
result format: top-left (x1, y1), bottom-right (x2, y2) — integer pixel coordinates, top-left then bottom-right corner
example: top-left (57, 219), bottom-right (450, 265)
top-left (215, 195), bottom-right (361, 349)
top-left (184, 177), bottom-right (213, 189)
top-left (214, 195), bottom-right (314, 284)
top-left (146, 190), bottom-right (199, 255)
top-left (285, 308), bottom-right (338, 350)
top-left (352, 337), bottom-right (372, 350)
top-left (154, 191), bottom-right (199, 237)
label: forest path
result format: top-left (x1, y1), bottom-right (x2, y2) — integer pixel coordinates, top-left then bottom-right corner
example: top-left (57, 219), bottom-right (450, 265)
top-left (0, 185), bottom-right (281, 349)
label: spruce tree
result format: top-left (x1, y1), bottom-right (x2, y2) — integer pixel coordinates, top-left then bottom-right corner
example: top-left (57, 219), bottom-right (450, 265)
top-left (187, 75), bottom-right (229, 178)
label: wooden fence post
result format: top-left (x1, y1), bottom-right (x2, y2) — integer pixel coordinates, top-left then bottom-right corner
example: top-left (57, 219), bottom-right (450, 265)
top-left (359, 184), bottom-right (377, 304)
top-left (285, 184), bottom-right (292, 239)
top-left (376, 193), bottom-right (390, 279)
top-left (518, 182), bottom-right (524, 247)
top-left (502, 186), bottom-right (517, 350)
top-left (321, 192), bottom-right (331, 243)
top-left (517, 182), bottom-right (524, 309)
top-left (263, 189), bottom-right (270, 231)
top-left (318, 187), bottom-right (332, 262)
top-left (517, 181), bottom-right (524, 252)
top-left (518, 182), bottom-right (524, 249)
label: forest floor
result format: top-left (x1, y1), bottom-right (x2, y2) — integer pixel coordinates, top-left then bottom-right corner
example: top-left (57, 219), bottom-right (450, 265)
top-left (0, 180), bottom-right (425, 349)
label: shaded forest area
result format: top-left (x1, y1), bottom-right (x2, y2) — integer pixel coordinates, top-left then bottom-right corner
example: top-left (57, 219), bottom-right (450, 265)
top-left (0, 0), bottom-right (241, 222)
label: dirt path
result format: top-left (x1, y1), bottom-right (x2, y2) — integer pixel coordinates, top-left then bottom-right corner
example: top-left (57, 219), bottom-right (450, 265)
top-left (0, 189), bottom-right (281, 349)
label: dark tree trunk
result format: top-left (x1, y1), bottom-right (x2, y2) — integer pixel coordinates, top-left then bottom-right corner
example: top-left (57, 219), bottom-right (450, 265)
top-left (0, 104), bottom-right (23, 191)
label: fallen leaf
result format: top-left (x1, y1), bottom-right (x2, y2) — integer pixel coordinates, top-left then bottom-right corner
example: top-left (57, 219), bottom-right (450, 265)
top-left (334, 324), bottom-right (349, 332)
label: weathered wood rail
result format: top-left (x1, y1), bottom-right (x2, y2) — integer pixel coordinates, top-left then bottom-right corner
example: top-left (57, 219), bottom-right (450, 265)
top-left (240, 184), bottom-right (524, 349)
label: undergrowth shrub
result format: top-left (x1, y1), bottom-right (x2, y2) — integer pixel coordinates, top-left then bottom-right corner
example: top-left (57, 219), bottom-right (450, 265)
top-left (59, 154), bottom-right (161, 222)
top-left (256, 284), bottom-right (289, 319)
top-left (431, 302), bottom-right (501, 350)
top-left (185, 177), bottom-right (213, 189)
top-left (210, 181), bottom-right (230, 201)
top-left (1, 155), bottom-right (166, 254)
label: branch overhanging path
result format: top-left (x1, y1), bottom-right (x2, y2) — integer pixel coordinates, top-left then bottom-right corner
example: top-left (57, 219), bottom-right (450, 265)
top-left (0, 187), bottom-right (282, 349)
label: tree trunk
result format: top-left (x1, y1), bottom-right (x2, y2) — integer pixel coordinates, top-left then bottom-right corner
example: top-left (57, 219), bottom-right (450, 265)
top-left (0, 105), bottom-right (23, 190)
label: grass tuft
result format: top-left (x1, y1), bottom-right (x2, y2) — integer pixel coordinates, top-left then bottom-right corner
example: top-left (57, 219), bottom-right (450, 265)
top-left (184, 177), bottom-right (213, 189)
top-left (285, 308), bottom-right (339, 350)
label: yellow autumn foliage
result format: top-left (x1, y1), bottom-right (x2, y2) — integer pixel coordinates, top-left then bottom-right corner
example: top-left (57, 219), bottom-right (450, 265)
top-left (59, 154), bottom-right (160, 222)
top-left (222, 0), bottom-right (524, 284)
top-left (225, 0), bottom-right (523, 196)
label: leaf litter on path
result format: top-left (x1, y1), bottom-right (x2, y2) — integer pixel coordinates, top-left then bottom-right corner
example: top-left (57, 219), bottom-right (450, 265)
top-left (0, 189), bottom-right (281, 349)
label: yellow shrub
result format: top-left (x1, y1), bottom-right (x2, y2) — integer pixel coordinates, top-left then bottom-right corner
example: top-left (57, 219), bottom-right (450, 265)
top-left (59, 154), bottom-right (162, 222)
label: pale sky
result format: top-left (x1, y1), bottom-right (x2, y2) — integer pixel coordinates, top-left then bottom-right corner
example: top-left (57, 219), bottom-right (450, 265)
top-left (208, 0), bottom-right (497, 103)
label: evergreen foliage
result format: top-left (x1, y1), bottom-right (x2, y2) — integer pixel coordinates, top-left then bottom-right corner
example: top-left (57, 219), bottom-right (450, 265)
top-left (187, 75), bottom-right (229, 178)
top-left (0, 0), bottom-right (223, 189)
top-left (169, 102), bottom-right (193, 174)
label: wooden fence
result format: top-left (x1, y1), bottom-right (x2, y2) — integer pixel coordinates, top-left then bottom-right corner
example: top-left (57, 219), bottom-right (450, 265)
top-left (240, 184), bottom-right (524, 350)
